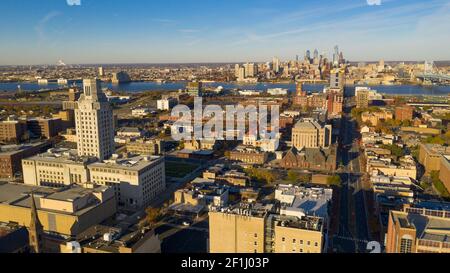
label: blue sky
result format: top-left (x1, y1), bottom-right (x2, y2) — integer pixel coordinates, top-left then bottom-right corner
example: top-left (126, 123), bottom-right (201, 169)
top-left (0, 0), bottom-right (449, 65)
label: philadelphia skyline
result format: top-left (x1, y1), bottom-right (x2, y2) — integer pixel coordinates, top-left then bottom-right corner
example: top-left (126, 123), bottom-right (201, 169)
top-left (0, 0), bottom-right (449, 65)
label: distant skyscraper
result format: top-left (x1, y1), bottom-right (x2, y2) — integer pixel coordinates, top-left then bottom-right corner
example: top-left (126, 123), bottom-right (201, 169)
top-left (305, 50), bottom-right (311, 61)
top-left (314, 49), bottom-right (319, 59)
top-left (235, 64), bottom-right (241, 78)
top-left (272, 57), bottom-right (280, 73)
top-left (333, 45), bottom-right (339, 67)
top-left (98, 67), bottom-right (104, 77)
top-left (75, 79), bottom-right (115, 160)
top-left (243, 63), bottom-right (257, 77)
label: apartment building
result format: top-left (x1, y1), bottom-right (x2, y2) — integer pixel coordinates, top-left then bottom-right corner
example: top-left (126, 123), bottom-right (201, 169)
top-left (26, 118), bottom-right (62, 139)
top-left (0, 119), bottom-right (27, 143)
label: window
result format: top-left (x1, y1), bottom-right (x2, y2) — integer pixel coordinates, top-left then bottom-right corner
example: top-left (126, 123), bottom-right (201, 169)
top-left (400, 235), bottom-right (413, 253)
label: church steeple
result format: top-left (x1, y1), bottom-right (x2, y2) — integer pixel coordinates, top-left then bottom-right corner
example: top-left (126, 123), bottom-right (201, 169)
top-left (29, 192), bottom-right (44, 253)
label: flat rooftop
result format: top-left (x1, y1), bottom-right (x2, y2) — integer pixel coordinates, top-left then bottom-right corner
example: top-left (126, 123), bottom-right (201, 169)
top-left (0, 141), bottom-right (48, 156)
top-left (0, 182), bottom-right (110, 216)
top-left (74, 224), bottom-right (156, 253)
top-left (392, 209), bottom-right (450, 243)
top-left (90, 155), bottom-right (163, 171)
top-left (276, 185), bottom-right (332, 219)
top-left (25, 148), bottom-right (95, 165)
top-left (272, 214), bottom-right (323, 232)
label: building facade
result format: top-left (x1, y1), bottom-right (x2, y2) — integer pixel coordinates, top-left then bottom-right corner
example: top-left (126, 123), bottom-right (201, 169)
top-left (386, 208), bottom-right (450, 253)
top-left (292, 119), bottom-right (332, 149)
top-left (209, 203), bottom-right (324, 253)
top-left (75, 79), bottom-right (115, 160)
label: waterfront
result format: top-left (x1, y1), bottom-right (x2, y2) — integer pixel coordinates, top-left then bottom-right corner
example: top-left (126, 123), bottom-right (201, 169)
top-left (1, 81), bottom-right (450, 96)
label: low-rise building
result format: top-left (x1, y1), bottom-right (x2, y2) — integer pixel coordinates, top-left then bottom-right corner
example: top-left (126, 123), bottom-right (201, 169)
top-left (228, 146), bottom-right (269, 165)
top-left (157, 97), bottom-right (178, 111)
top-left (275, 185), bottom-right (332, 225)
top-left (26, 118), bottom-right (62, 139)
top-left (60, 225), bottom-right (161, 253)
top-left (0, 182), bottom-right (116, 238)
top-left (386, 207), bottom-right (450, 253)
top-left (0, 119), bottom-right (27, 143)
top-left (209, 202), bottom-right (325, 253)
top-left (361, 110), bottom-right (393, 126)
top-left (439, 155), bottom-right (450, 193)
top-left (280, 146), bottom-right (337, 172)
top-left (395, 106), bottom-right (414, 121)
top-left (419, 143), bottom-right (450, 175)
top-left (89, 155), bottom-right (165, 209)
top-left (126, 139), bottom-right (164, 155)
top-left (22, 148), bottom-right (95, 187)
top-left (0, 141), bottom-right (51, 179)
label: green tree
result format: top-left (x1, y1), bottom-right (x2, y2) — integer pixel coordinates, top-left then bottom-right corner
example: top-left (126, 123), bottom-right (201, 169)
top-left (287, 170), bottom-right (300, 183)
top-left (327, 175), bottom-right (342, 187)
top-left (139, 207), bottom-right (163, 228)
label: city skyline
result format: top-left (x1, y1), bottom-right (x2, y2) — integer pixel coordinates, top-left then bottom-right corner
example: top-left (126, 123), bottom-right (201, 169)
top-left (1, 0), bottom-right (450, 65)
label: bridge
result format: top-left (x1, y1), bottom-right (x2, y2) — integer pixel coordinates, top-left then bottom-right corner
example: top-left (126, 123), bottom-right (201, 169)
top-left (415, 61), bottom-right (450, 83)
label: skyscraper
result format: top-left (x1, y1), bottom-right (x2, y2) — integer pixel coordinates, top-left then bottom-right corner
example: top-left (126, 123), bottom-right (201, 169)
top-left (305, 50), bottom-right (311, 61)
top-left (75, 79), bottom-right (115, 160)
top-left (333, 45), bottom-right (339, 67)
top-left (314, 49), bottom-right (319, 60)
top-left (272, 57), bottom-right (280, 73)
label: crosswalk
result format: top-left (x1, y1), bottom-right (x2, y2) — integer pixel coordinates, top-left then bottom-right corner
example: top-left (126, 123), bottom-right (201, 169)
top-left (333, 235), bottom-right (370, 244)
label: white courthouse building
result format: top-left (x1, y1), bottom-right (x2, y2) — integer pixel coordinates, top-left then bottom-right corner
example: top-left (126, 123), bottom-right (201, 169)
top-left (22, 79), bottom-right (166, 210)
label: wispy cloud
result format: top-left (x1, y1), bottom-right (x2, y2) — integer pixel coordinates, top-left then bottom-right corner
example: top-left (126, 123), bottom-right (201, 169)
top-left (229, 0), bottom-right (445, 46)
top-left (34, 11), bottom-right (62, 44)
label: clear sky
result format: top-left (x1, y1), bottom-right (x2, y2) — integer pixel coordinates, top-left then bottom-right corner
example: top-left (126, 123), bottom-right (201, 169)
top-left (0, 0), bottom-right (449, 65)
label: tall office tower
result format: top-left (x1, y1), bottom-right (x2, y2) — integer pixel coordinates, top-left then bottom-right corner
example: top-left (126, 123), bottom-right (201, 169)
top-left (333, 45), bottom-right (339, 67)
top-left (339, 52), bottom-right (344, 64)
top-left (243, 63), bottom-right (257, 77)
top-left (272, 57), bottom-right (280, 73)
top-left (330, 69), bottom-right (345, 89)
top-left (235, 64), bottom-right (241, 78)
top-left (98, 66), bottom-right (104, 77)
top-left (305, 50), bottom-right (311, 61)
top-left (314, 49), bottom-right (319, 59)
top-left (75, 79), bottom-right (115, 160)
top-left (237, 67), bottom-right (246, 81)
top-left (378, 59), bottom-right (385, 72)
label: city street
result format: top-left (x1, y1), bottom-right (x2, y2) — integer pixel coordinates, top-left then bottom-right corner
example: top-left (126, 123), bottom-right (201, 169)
top-left (332, 102), bottom-right (371, 253)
